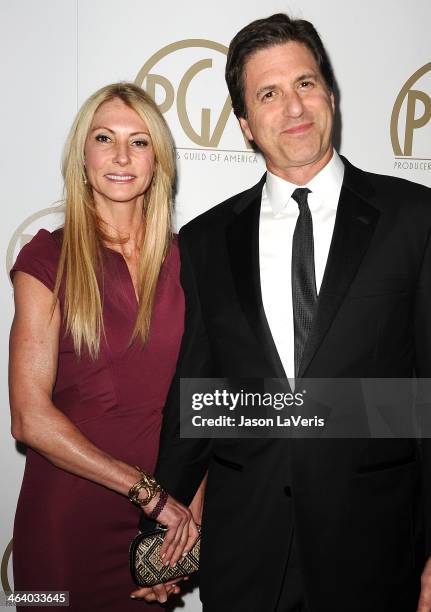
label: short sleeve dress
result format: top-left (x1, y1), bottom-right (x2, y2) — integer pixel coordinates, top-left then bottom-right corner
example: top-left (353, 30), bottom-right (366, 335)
top-left (10, 228), bottom-right (184, 611)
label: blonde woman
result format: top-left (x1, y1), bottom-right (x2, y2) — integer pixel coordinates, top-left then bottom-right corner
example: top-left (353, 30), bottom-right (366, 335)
top-left (9, 83), bottom-right (199, 610)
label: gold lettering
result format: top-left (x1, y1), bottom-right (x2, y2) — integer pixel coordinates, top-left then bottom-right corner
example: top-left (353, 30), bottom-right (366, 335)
top-left (404, 90), bottom-right (431, 156)
top-left (145, 74), bottom-right (175, 114)
top-left (135, 39), bottom-right (253, 149)
top-left (207, 94), bottom-right (232, 148)
top-left (177, 59), bottom-right (213, 146)
top-left (1, 539), bottom-right (12, 591)
top-left (391, 62), bottom-right (431, 156)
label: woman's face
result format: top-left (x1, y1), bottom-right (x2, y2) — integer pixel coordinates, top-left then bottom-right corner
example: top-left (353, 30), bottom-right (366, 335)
top-left (84, 98), bottom-right (155, 207)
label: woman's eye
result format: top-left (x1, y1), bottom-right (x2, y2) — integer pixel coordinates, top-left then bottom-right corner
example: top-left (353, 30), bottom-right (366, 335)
top-left (133, 139), bottom-right (149, 147)
top-left (95, 134), bottom-right (111, 143)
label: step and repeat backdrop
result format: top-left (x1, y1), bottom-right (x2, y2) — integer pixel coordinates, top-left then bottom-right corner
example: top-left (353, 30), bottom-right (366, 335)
top-left (1, 1), bottom-right (430, 609)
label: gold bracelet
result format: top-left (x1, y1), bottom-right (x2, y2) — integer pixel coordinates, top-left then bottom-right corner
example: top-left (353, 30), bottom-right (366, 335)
top-left (128, 467), bottom-right (161, 507)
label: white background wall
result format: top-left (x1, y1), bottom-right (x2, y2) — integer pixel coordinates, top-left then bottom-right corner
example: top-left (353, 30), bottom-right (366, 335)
top-left (1, 1), bottom-right (430, 609)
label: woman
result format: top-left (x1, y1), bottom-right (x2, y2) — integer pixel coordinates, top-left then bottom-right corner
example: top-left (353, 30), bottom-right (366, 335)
top-left (9, 82), bottom-right (199, 610)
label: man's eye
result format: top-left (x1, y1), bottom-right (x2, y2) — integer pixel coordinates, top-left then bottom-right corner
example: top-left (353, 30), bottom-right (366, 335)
top-left (262, 91), bottom-right (275, 101)
top-left (299, 81), bottom-right (313, 89)
top-left (95, 134), bottom-right (111, 143)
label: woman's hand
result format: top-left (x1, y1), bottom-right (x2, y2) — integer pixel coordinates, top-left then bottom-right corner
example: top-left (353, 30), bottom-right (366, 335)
top-left (143, 493), bottom-right (199, 567)
top-left (130, 476), bottom-right (206, 603)
top-left (130, 576), bottom-right (189, 603)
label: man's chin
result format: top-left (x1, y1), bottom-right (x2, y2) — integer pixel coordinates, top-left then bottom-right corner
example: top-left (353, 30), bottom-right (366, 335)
top-left (266, 148), bottom-right (333, 182)
top-left (282, 145), bottom-right (333, 170)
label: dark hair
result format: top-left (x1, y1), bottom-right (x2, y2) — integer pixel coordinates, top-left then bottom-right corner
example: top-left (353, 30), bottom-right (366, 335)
top-left (226, 13), bottom-right (335, 118)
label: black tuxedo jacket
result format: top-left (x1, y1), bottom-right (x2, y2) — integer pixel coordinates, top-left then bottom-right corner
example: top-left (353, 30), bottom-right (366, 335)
top-left (154, 158), bottom-right (431, 611)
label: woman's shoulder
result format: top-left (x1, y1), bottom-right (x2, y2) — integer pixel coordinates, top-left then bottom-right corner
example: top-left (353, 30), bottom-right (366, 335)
top-left (10, 228), bottom-right (63, 292)
top-left (19, 228), bottom-right (62, 256)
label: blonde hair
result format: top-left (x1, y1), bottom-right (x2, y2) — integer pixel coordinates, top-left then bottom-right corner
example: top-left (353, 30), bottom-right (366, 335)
top-left (54, 82), bottom-right (175, 358)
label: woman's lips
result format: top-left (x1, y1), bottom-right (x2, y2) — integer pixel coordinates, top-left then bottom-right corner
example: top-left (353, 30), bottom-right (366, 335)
top-left (105, 174), bottom-right (136, 183)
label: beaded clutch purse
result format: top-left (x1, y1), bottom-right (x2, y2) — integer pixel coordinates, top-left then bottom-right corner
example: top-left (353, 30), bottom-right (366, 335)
top-left (130, 525), bottom-right (200, 587)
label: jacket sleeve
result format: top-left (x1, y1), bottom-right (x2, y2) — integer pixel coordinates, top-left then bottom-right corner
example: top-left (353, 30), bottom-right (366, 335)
top-left (414, 225), bottom-right (431, 556)
top-left (154, 228), bottom-right (213, 506)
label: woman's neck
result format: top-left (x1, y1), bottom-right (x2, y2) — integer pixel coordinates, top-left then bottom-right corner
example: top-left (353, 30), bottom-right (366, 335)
top-left (95, 197), bottom-right (145, 257)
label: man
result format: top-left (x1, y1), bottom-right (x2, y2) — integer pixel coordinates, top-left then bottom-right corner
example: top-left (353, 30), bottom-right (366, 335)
top-left (139, 13), bottom-right (431, 611)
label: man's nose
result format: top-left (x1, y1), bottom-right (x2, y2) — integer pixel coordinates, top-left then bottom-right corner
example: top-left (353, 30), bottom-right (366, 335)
top-left (113, 141), bottom-right (130, 165)
top-left (284, 91), bottom-right (305, 118)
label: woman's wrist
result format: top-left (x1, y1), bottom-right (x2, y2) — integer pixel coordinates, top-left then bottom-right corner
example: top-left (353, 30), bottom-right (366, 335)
top-left (127, 466), bottom-right (161, 508)
top-left (147, 489), bottom-right (168, 520)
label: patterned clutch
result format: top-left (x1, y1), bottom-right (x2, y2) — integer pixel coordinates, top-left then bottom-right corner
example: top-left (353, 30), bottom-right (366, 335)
top-left (129, 525), bottom-right (200, 587)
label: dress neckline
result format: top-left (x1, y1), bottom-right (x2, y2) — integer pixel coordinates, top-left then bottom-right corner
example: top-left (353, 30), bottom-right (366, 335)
top-left (103, 246), bottom-right (139, 306)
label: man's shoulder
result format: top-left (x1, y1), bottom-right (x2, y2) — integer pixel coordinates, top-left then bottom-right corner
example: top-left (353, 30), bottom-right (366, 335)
top-left (365, 168), bottom-right (429, 197)
top-left (344, 158), bottom-right (430, 215)
top-left (347, 158), bottom-right (428, 195)
top-left (180, 176), bottom-right (265, 238)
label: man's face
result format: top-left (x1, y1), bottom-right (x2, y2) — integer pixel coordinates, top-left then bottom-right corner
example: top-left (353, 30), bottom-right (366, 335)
top-left (239, 41), bottom-right (335, 182)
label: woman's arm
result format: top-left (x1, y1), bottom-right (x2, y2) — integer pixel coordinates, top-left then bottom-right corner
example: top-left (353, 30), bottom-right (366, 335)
top-left (10, 272), bottom-right (143, 490)
top-left (9, 271), bottom-right (198, 567)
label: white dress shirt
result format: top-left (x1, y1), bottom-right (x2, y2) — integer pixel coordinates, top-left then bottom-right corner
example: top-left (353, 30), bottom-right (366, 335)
top-left (259, 151), bottom-right (345, 379)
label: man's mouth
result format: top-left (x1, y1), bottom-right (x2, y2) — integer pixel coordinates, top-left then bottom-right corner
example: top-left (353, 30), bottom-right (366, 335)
top-left (283, 122), bottom-right (314, 135)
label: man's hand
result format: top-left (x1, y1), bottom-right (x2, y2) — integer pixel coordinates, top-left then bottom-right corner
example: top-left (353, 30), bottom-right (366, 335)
top-left (130, 576), bottom-right (189, 603)
top-left (189, 472), bottom-right (207, 525)
top-left (142, 492), bottom-right (199, 567)
top-left (418, 557), bottom-right (431, 611)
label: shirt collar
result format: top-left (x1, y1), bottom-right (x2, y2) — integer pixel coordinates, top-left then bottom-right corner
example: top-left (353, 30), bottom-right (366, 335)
top-left (265, 150), bottom-right (345, 216)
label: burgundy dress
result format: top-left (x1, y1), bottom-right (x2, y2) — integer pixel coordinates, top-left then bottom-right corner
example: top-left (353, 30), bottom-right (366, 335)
top-left (11, 229), bottom-right (184, 611)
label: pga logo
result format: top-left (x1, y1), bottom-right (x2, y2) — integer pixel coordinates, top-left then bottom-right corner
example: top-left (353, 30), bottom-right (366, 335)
top-left (135, 39), bottom-right (251, 151)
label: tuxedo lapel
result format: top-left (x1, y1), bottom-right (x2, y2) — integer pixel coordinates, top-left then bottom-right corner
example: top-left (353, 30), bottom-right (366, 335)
top-left (225, 162), bottom-right (380, 380)
top-left (226, 177), bottom-right (286, 378)
top-left (298, 161), bottom-right (380, 377)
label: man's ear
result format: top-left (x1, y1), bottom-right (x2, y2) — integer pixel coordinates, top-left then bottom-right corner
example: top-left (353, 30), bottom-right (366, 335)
top-left (239, 116), bottom-right (254, 142)
top-left (330, 91), bottom-right (335, 113)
